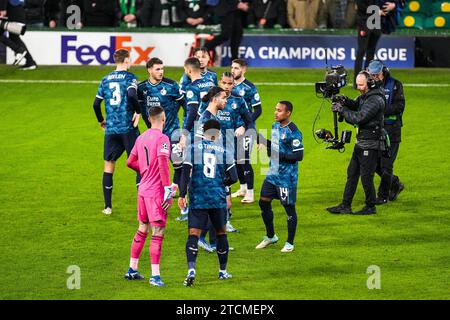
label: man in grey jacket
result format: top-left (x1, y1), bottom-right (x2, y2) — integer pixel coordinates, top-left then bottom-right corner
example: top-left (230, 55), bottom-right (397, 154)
top-left (327, 71), bottom-right (385, 215)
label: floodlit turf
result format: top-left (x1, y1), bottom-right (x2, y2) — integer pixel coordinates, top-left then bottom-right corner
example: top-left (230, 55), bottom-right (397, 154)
top-left (0, 65), bottom-right (449, 300)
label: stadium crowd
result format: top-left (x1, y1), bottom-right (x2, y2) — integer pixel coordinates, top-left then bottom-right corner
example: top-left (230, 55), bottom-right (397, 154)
top-left (23, 0), bottom-right (358, 29)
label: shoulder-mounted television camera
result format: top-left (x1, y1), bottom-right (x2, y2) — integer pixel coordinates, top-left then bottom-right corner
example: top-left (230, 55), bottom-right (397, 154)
top-left (0, 17), bottom-right (27, 36)
top-left (313, 65), bottom-right (351, 152)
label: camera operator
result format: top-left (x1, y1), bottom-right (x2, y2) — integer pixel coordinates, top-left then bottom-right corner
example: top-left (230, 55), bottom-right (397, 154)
top-left (368, 60), bottom-right (405, 204)
top-left (327, 71), bottom-right (385, 215)
top-left (0, 0), bottom-right (37, 70)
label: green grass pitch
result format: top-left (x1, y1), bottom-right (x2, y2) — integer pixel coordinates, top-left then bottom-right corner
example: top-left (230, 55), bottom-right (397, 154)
top-left (0, 65), bottom-right (449, 300)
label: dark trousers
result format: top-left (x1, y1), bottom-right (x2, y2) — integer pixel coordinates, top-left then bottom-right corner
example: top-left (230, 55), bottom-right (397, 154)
top-left (0, 4), bottom-right (35, 64)
top-left (376, 141), bottom-right (401, 199)
top-left (343, 146), bottom-right (380, 208)
top-left (354, 28), bottom-right (381, 82)
top-left (205, 11), bottom-right (243, 61)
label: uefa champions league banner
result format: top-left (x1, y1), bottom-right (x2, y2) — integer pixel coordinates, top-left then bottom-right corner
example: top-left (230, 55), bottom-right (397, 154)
top-left (6, 31), bottom-right (194, 66)
top-left (220, 35), bottom-right (415, 68)
top-left (6, 31), bottom-right (414, 68)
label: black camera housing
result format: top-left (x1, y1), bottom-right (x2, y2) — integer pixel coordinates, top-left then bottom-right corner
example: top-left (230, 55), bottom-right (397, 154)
top-left (315, 65), bottom-right (347, 98)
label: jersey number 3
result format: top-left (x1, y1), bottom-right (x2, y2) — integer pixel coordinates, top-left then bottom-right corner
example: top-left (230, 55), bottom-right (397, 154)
top-left (109, 82), bottom-right (121, 106)
top-left (203, 153), bottom-right (216, 179)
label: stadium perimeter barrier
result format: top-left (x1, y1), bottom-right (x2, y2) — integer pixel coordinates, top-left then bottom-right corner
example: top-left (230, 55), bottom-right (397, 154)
top-left (1, 27), bottom-right (449, 67)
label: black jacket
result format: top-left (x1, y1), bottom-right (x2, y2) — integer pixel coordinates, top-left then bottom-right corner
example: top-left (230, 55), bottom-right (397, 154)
top-left (82, 0), bottom-right (120, 27)
top-left (342, 87), bottom-right (386, 150)
top-left (213, 0), bottom-right (239, 17)
top-left (24, 0), bottom-right (46, 24)
top-left (177, 0), bottom-right (211, 26)
top-left (382, 75), bottom-right (405, 142)
top-left (356, 0), bottom-right (403, 33)
top-left (247, 0), bottom-right (287, 28)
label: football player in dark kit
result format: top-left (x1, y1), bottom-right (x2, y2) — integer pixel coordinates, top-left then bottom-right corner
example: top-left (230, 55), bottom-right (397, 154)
top-left (327, 71), bottom-right (386, 215)
top-left (256, 101), bottom-right (304, 253)
top-left (178, 119), bottom-right (238, 286)
top-left (137, 57), bottom-right (185, 192)
top-left (368, 60), bottom-right (405, 204)
top-left (93, 49), bottom-right (141, 215)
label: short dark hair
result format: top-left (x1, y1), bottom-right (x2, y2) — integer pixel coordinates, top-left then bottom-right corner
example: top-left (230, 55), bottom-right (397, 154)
top-left (232, 58), bottom-right (247, 67)
top-left (222, 71), bottom-right (233, 78)
top-left (113, 49), bottom-right (130, 63)
top-left (201, 86), bottom-right (225, 103)
top-left (184, 57), bottom-right (201, 70)
top-left (146, 57), bottom-right (163, 69)
top-left (279, 101), bottom-right (293, 113)
top-left (149, 106), bottom-right (164, 119)
top-left (193, 47), bottom-right (210, 57)
top-left (203, 119), bottom-right (221, 133)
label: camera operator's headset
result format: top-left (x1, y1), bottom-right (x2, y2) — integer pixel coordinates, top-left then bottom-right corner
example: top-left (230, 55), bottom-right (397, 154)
top-left (358, 71), bottom-right (377, 89)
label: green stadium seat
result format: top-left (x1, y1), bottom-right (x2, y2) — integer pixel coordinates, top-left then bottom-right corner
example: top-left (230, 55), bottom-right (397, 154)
top-left (431, 1), bottom-right (450, 14)
top-left (400, 13), bottom-right (426, 29)
top-left (425, 13), bottom-right (450, 28)
top-left (403, 1), bottom-right (430, 14)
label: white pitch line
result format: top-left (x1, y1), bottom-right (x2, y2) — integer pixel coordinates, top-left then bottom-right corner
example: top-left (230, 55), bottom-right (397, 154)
top-left (0, 79), bottom-right (449, 87)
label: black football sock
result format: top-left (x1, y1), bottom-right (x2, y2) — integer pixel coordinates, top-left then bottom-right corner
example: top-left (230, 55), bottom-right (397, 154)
top-left (216, 234), bottom-right (229, 271)
top-left (237, 164), bottom-right (246, 185)
top-left (284, 204), bottom-right (298, 245)
top-left (259, 199), bottom-right (275, 238)
top-left (244, 163), bottom-right (254, 190)
top-left (186, 235), bottom-right (199, 271)
top-left (102, 172), bottom-right (113, 209)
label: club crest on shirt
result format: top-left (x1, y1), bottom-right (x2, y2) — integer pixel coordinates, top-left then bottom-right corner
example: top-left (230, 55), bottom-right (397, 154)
top-left (160, 88), bottom-right (167, 95)
top-left (239, 89), bottom-right (245, 97)
top-left (231, 102), bottom-right (237, 109)
top-left (293, 139), bottom-right (301, 147)
top-left (186, 91), bottom-right (194, 99)
top-left (281, 133), bottom-right (286, 140)
top-left (254, 93), bottom-right (260, 101)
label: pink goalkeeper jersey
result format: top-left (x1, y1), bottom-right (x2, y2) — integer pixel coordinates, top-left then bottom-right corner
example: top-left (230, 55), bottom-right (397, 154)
top-left (129, 129), bottom-right (171, 197)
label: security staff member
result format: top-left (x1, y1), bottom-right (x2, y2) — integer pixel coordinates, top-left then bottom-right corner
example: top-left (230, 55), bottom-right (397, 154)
top-left (353, 0), bottom-right (398, 86)
top-left (204, 0), bottom-right (249, 61)
top-left (327, 71), bottom-right (385, 215)
top-left (0, 0), bottom-right (37, 70)
top-left (368, 60), bottom-right (405, 204)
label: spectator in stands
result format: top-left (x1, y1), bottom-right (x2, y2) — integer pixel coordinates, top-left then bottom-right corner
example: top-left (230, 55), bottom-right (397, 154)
top-left (81, 0), bottom-right (120, 27)
top-left (318, 0), bottom-right (356, 29)
top-left (140, 0), bottom-right (177, 27)
top-left (45, 0), bottom-right (60, 28)
top-left (24, 0), bottom-right (46, 27)
top-left (286, 0), bottom-right (321, 29)
top-left (47, 0), bottom-right (82, 28)
top-left (119, 0), bottom-right (144, 28)
top-left (353, 1), bottom-right (400, 86)
top-left (247, 0), bottom-right (287, 29)
top-left (204, 0), bottom-right (249, 61)
top-left (177, 0), bottom-right (211, 28)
